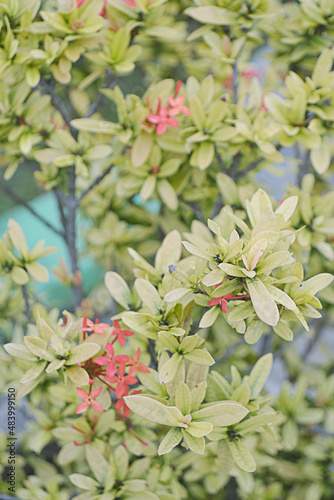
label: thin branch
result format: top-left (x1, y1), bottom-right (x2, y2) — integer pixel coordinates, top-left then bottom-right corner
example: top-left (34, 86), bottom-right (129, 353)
top-left (84, 68), bottom-right (115, 118)
top-left (215, 339), bottom-right (244, 365)
top-left (215, 146), bottom-right (229, 175)
top-left (53, 187), bottom-right (67, 238)
top-left (21, 285), bottom-right (32, 322)
top-left (76, 163), bottom-right (114, 205)
top-left (65, 165), bottom-right (83, 309)
top-left (39, 77), bottom-right (77, 138)
top-left (234, 157), bottom-right (264, 181)
top-left (232, 59), bottom-right (238, 105)
top-left (0, 183), bottom-right (65, 239)
top-left (211, 195), bottom-right (223, 219)
top-left (148, 339), bottom-right (158, 370)
top-left (186, 201), bottom-right (205, 223)
top-left (303, 315), bottom-right (329, 361)
top-left (297, 148), bottom-right (310, 188)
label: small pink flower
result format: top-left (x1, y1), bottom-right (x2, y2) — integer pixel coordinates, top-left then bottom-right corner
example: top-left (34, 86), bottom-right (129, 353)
top-left (111, 320), bottom-right (134, 346)
top-left (167, 95), bottom-right (191, 117)
top-left (146, 106), bottom-right (180, 136)
top-left (167, 81), bottom-right (190, 117)
top-left (208, 292), bottom-right (250, 314)
top-left (80, 316), bottom-right (110, 334)
top-left (128, 348), bottom-right (150, 377)
top-left (242, 69), bottom-right (260, 81)
top-left (94, 342), bottom-right (130, 378)
top-left (106, 363), bottom-right (138, 398)
top-left (76, 386), bottom-right (104, 414)
top-left (115, 389), bottom-right (141, 417)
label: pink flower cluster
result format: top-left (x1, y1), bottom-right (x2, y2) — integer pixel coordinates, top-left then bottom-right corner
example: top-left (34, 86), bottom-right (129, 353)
top-left (75, 316), bottom-right (150, 420)
top-left (208, 286), bottom-right (250, 314)
top-left (145, 80), bottom-right (191, 136)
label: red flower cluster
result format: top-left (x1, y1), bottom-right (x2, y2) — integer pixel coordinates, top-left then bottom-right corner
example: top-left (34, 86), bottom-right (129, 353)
top-left (208, 287), bottom-right (250, 314)
top-left (75, 316), bottom-right (150, 419)
top-left (145, 80), bottom-right (190, 136)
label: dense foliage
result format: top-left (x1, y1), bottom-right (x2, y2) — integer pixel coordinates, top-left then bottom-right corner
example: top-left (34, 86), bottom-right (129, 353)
top-left (0, 0), bottom-right (334, 499)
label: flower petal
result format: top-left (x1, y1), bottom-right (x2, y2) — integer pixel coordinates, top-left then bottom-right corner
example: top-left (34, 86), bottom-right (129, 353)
top-left (76, 387), bottom-right (89, 400)
top-left (76, 401), bottom-right (89, 414)
top-left (90, 400), bottom-right (104, 413)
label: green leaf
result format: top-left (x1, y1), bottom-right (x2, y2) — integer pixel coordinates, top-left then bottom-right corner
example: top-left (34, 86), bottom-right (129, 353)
top-left (247, 278), bottom-right (279, 326)
top-left (115, 445), bottom-right (129, 481)
top-left (191, 381), bottom-right (207, 412)
top-left (312, 47), bottom-right (334, 86)
top-left (265, 284), bottom-right (297, 311)
top-left (295, 273), bottom-right (333, 300)
top-left (135, 278), bottom-right (162, 312)
top-left (131, 132), bottom-right (153, 168)
top-left (248, 353), bottom-right (273, 397)
top-left (20, 361), bottom-right (47, 384)
top-left (164, 288), bottom-right (191, 303)
top-left (237, 412), bottom-right (282, 435)
top-left (230, 384), bottom-right (251, 406)
top-left (8, 219), bottom-right (29, 259)
top-left (4, 343), bottom-right (36, 361)
top-left (159, 353), bottom-right (182, 384)
top-left (183, 431), bottom-right (205, 454)
top-left (11, 266), bottom-right (29, 285)
top-left (184, 349), bottom-right (215, 366)
top-left (67, 342), bottom-right (100, 365)
top-left (182, 241), bottom-right (212, 260)
top-left (158, 427), bottom-right (182, 455)
top-left (24, 337), bottom-right (53, 361)
top-left (71, 118), bottom-right (120, 134)
top-left (199, 307), bottom-right (220, 328)
top-left (187, 421), bottom-right (213, 438)
top-left (69, 473), bottom-right (99, 491)
top-left (244, 319), bottom-right (264, 345)
top-left (191, 401), bottom-right (248, 426)
top-left (273, 321), bottom-right (293, 341)
top-left (175, 383), bottom-right (192, 415)
top-left (17, 378), bottom-right (41, 399)
top-left (310, 142), bottom-right (331, 174)
top-left (66, 365), bottom-right (89, 386)
top-left (157, 179), bottom-right (178, 211)
top-left (85, 444), bottom-right (109, 484)
top-left (196, 141), bottom-right (214, 170)
top-left (228, 302), bottom-right (254, 321)
top-left (227, 439), bottom-right (256, 472)
top-left (124, 395), bottom-right (183, 425)
top-left (26, 262), bottom-right (49, 282)
top-left (189, 96), bottom-right (205, 129)
top-left (275, 196), bottom-right (298, 221)
top-left (282, 419), bottom-right (298, 451)
top-left (104, 272), bottom-right (132, 309)
top-left (185, 6), bottom-right (236, 25)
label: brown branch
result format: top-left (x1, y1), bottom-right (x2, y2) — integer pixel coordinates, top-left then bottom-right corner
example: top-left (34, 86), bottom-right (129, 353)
top-left (76, 163), bottom-right (114, 205)
top-left (84, 68), bottom-right (115, 118)
top-left (39, 77), bottom-right (77, 138)
top-left (0, 182), bottom-right (65, 239)
top-left (148, 339), bottom-right (158, 370)
top-left (21, 285), bottom-right (32, 322)
top-left (65, 166), bottom-right (83, 309)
